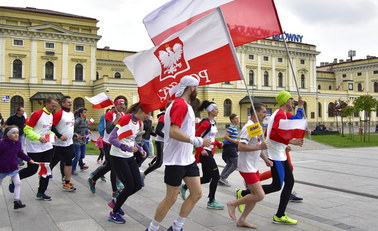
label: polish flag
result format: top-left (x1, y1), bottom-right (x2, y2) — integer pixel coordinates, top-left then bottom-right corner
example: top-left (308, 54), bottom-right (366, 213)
top-left (143, 0), bottom-right (283, 47)
top-left (125, 10), bottom-right (241, 112)
top-left (117, 124), bottom-right (134, 140)
top-left (38, 163), bottom-right (52, 178)
top-left (275, 119), bottom-right (308, 141)
top-left (85, 93), bottom-right (113, 109)
top-left (44, 134), bottom-right (55, 143)
top-left (89, 118), bottom-right (95, 125)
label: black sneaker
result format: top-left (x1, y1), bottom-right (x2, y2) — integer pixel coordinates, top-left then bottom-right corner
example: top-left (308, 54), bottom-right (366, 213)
top-left (289, 193), bottom-right (303, 203)
top-left (36, 193), bottom-right (52, 201)
top-left (14, 200), bottom-right (26, 209)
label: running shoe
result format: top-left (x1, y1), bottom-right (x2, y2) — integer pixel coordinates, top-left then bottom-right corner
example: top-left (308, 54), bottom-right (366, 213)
top-left (272, 215), bottom-right (298, 225)
top-left (117, 182), bottom-right (125, 190)
top-left (112, 190), bottom-right (120, 198)
top-left (207, 200), bottom-right (224, 210)
top-left (218, 178), bottom-right (231, 187)
top-left (108, 211), bottom-right (126, 224)
top-left (180, 184), bottom-right (187, 200)
top-left (80, 164), bottom-right (89, 171)
top-left (100, 176), bottom-right (107, 182)
top-left (88, 177), bottom-right (96, 193)
top-left (289, 192), bottom-right (303, 203)
top-left (14, 200), bottom-right (26, 209)
top-left (235, 189), bottom-right (245, 213)
top-left (107, 199), bottom-right (125, 215)
top-left (167, 226), bottom-right (183, 231)
top-left (36, 193), bottom-right (52, 201)
top-left (63, 182), bottom-right (77, 192)
top-left (9, 180), bottom-right (14, 193)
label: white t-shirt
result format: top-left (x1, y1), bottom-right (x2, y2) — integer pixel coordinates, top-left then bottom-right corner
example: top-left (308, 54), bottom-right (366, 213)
top-left (53, 109), bottom-right (74, 147)
top-left (237, 120), bottom-right (262, 173)
top-left (163, 98), bottom-right (195, 166)
top-left (25, 108), bottom-right (53, 153)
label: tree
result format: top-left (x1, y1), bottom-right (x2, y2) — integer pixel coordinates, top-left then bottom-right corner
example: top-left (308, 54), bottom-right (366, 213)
top-left (341, 106), bottom-right (355, 139)
top-left (330, 100), bottom-right (347, 134)
top-left (353, 95), bottom-right (378, 142)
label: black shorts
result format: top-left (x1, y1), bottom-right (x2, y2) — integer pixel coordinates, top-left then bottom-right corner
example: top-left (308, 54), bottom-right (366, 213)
top-left (164, 162), bottom-right (200, 186)
top-left (53, 145), bottom-right (74, 166)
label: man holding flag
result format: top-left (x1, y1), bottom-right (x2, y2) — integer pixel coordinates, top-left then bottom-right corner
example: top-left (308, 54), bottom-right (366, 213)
top-left (146, 76), bottom-right (211, 231)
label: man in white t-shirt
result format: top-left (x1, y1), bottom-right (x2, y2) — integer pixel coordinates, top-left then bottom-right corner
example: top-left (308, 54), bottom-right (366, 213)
top-left (147, 76), bottom-right (211, 231)
top-left (226, 103), bottom-right (271, 229)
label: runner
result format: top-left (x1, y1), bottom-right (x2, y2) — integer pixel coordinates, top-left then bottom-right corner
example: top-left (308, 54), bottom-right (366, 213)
top-left (146, 76), bottom-right (211, 231)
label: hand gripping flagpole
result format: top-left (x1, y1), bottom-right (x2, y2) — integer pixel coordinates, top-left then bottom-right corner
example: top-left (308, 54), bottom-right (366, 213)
top-left (216, 7), bottom-right (266, 143)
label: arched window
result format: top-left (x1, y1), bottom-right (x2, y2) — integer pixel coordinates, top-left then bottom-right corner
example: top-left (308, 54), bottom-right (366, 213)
top-left (13, 59), bottom-right (22, 78)
top-left (223, 99), bottom-right (232, 117)
top-left (278, 72), bottom-right (283, 87)
top-left (45, 61), bottom-right (54, 80)
top-left (96, 72), bottom-right (99, 80)
top-left (73, 97), bottom-right (85, 111)
top-left (328, 102), bottom-right (335, 117)
top-left (75, 64), bottom-right (83, 81)
top-left (249, 70), bottom-right (254, 86)
top-left (318, 102), bottom-right (322, 118)
top-left (10, 96), bottom-right (24, 114)
top-left (318, 85), bottom-right (321, 90)
top-left (358, 83), bottom-right (362, 92)
top-left (374, 82), bottom-right (378, 92)
top-left (114, 72), bottom-right (121, 78)
top-left (263, 71), bottom-right (269, 86)
top-left (190, 98), bottom-right (201, 117)
top-left (301, 74), bottom-right (305, 88)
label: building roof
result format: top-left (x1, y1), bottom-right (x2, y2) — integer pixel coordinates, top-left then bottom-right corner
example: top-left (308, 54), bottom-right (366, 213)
top-left (239, 96), bottom-right (277, 105)
top-left (0, 6), bottom-right (97, 21)
top-left (30, 92), bottom-right (64, 101)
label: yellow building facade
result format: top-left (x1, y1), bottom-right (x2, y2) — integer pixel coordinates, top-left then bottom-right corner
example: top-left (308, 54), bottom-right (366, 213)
top-left (0, 6), bottom-right (377, 130)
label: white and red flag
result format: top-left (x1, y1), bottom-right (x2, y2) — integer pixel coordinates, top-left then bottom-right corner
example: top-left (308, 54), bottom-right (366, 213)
top-left (125, 10), bottom-right (241, 112)
top-left (38, 162), bottom-right (52, 178)
top-left (85, 93), bottom-right (113, 109)
top-left (143, 0), bottom-right (283, 47)
top-left (117, 124), bottom-right (134, 141)
top-left (276, 119), bottom-right (308, 140)
top-left (44, 134), bottom-right (55, 143)
top-left (88, 118), bottom-right (95, 125)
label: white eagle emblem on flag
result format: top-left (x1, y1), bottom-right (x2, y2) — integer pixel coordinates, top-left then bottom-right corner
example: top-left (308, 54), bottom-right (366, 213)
top-left (154, 37), bottom-right (189, 81)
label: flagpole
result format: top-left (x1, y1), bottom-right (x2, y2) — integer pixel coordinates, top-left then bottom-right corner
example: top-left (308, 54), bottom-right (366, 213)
top-left (216, 7), bottom-right (266, 142)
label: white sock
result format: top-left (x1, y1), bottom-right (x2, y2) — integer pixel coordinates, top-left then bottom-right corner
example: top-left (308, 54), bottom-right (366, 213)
top-left (172, 216), bottom-right (186, 231)
top-left (148, 219), bottom-right (160, 231)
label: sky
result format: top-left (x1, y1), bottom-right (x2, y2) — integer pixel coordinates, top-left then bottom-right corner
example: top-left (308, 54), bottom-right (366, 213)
top-left (2, 0), bottom-right (378, 65)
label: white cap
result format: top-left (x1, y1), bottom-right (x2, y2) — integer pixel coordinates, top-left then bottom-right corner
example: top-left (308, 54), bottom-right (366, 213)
top-left (175, 76), bottom-right (199, 97)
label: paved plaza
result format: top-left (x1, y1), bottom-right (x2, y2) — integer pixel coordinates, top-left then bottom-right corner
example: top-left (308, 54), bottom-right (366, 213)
top-left (1, 139), bottom-right (378, 231)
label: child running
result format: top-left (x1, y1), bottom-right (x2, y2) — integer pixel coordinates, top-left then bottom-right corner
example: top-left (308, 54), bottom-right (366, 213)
top-left (0, 126), bottom-right (34, 209)
top-left (96, 136), bottom-right (105, 164)
top-left (226, 103), bottom-right (270, 228)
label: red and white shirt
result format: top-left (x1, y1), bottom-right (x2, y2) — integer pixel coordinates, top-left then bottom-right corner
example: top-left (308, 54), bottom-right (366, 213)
top-left (238, 120), bottom-right (262, 173)
top-left (103, 110), bottom-right (125, 144)
top-left (53, 109), bottom-right (74, 147)
top-left (25, 108), bottom-right (53, 153)
top-left (163, 98), bottom-right (196, 166)
top-left (110, 114), bottom-right (142, 158)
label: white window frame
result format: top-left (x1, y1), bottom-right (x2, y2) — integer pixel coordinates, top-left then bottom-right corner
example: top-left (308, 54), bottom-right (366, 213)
top-left (75, 45), bottom-right (85, 52)
top-left (45, 42), bottom-right (55, 49)
top-left (13, 39), bottom-right (24, 47)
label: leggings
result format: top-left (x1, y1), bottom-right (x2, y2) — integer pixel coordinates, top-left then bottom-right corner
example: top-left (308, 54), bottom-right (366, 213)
top-left (199, 150), bottom-right (220, 201)
top-left (19, 149), bottom-right (54, 194)
top-left (0, 173), bottom-right (21, 200)
top-left (144, 140), bottom-right (164, 176)
top-left (259, 152), bottom-right (293, 181)
top-left (110, 155), bottom-right (142, 213)
top-left (92, 143), bottom-right (117, 192)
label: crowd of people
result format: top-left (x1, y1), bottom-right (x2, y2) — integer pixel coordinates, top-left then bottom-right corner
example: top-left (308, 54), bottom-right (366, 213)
top-left (0, 76), bottom-right (307, 229)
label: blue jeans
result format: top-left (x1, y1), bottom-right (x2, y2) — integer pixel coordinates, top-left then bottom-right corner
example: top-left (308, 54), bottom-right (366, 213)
top-left (72, 144), bottom-right (86, 172)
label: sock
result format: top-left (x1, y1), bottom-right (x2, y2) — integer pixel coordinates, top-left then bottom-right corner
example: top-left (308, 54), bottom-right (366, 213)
top-left (172, 216), bottom-right (186, 231)
top-left (148, 219), bottom-right (160, 231)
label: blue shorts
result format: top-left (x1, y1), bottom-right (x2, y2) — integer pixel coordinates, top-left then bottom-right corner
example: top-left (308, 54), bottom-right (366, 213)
top-left (0, 170), bottom-right (19, 179)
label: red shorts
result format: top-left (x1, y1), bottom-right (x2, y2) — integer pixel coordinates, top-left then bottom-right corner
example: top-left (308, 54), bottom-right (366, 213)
top-left (239, 171), bottom-right (260, 185)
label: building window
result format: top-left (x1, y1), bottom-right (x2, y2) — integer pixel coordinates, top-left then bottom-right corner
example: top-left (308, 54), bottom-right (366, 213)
top-left (224, 81), bottom-right (231, 84)
top-left (329, 85), bottom-right (332, 90)
top-left (263, 56), bottom-right (269, 61)
top-left (311, 112), bottom-right (315, 119)
top-left (373, 70), bottom-right (378, 74)
top-left (13, 59), bottom-right (22, 78)
top-left (354, 111), bottom-right (359, 117)
top-left (342, 74), bottom-right (346, 78)
top-left (114, 72), bottom-right (121, 78)
top-left (223, 99), bottom-right (232, 117)
top-left (264, 71), bottom-right (269, 86)
top-left (96, 72), bottom-right (99, 80)
top-left (278, 72), bottom-right (283, 87)
top-left (348, 83), bottom-right (353, 90)
top-left (75, 64), bottom-right (83, 81)
top-left (248, 55), bottom-right (254, 60)
top-left (318, 85), bottom-right (321, 90)
top-left (278, 57), bottom-right (283, 63)
top-left (13, 39), bottom-right (23, 46)
top-left (75, 45), bottom-right (84, 51)
top-left (45, 61), bottom-right (54, 80)
top-left (73, 97), bottom-right (85, 111)
top-left (300, 74), bottom-right (305, 88)
top-left (357, 72), bottom-right (362, 76)
top-left (358, 83), bottom-right (363, 92)
top-left (300, 59), bottom-right (305, 64)
top-left (10, 96), bottom-right (24, 114)
top-left (374, 82), bottom-right (378, 92)
top-left (45, 42), bottom-right (54, 49)
top-left (249, 70), bottom-right (254, 86)
top-left (318, 102), bottom-right (322, 117)
top-left (328, 102), bottom-right (335, 117)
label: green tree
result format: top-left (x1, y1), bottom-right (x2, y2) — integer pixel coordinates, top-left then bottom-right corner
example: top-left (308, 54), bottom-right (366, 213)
top-left (353, 95), bottom-right (378, 142)
top-left (341, 106), bottom-right (355, 139)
